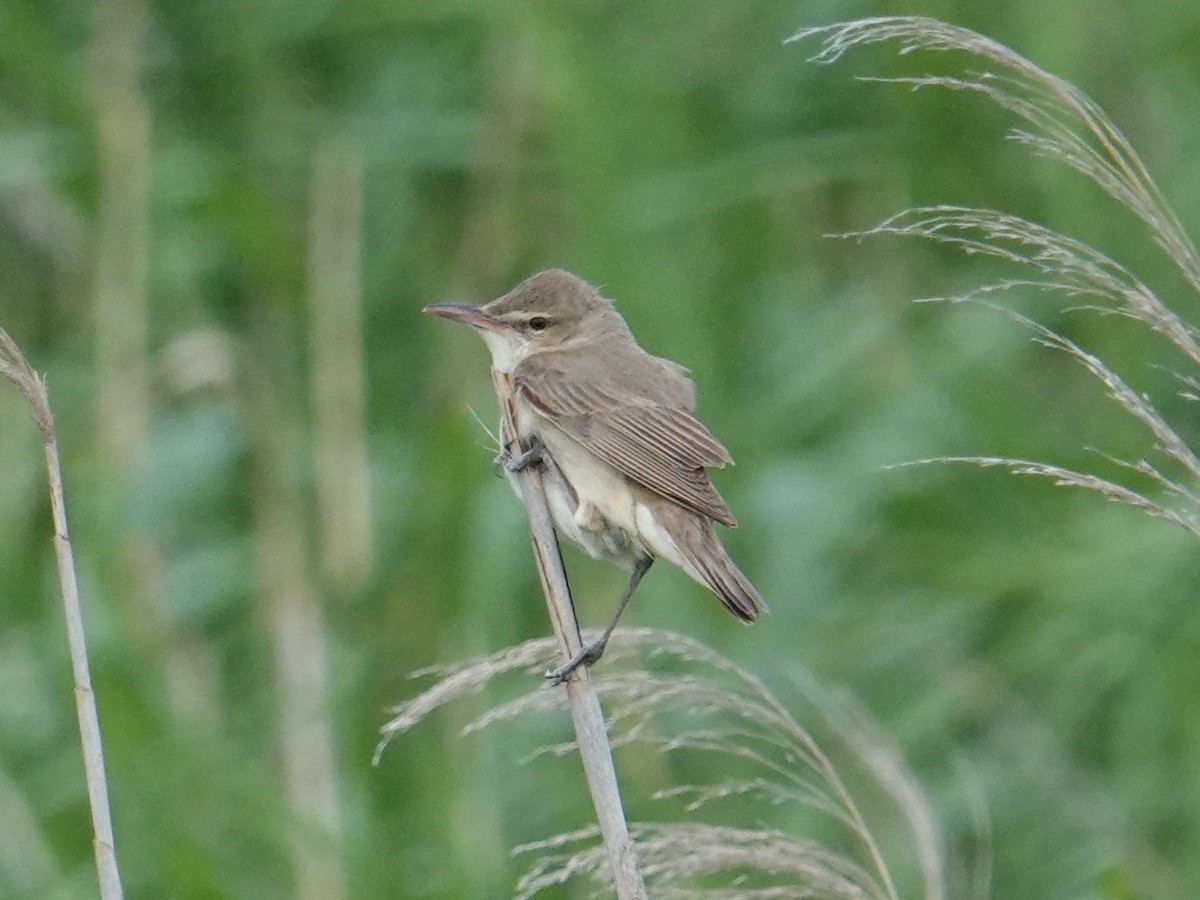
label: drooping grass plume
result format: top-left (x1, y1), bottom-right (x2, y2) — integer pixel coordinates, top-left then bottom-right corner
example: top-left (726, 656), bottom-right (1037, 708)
top-left (789, 17), bottom-right (1200, 296)
top-left (514, 823), bottom-right (886, 900)
top-left (890, 304), bottom-right (1200, 540)
top-left (792, 17), bottom-right (1200, 538)
top-left (380, 628), bottom-right (946, 898)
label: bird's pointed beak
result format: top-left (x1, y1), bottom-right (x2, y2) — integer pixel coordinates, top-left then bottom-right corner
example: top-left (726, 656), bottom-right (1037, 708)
top-left (423, 302), bottom-right (501, 331)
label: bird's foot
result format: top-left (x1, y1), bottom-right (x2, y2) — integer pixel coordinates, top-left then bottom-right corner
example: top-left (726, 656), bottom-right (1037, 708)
top-left (545, 638), bottom-right (607, 685)
top-left (493, 437), bottom-right (545, 475)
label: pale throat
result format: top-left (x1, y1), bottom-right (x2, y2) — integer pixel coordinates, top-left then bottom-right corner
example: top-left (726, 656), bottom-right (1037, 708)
top-left (480, 328), bottom-right (594, 373)
top-left (479, 329), bottom-right (530, 374)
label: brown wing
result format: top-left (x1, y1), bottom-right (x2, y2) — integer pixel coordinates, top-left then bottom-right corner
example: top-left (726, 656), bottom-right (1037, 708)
top-left (513, 357), bottom-right (737, 526)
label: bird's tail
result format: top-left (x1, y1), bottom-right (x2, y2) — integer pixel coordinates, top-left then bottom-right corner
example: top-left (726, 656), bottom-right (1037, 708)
top-left (675, 519), bottom-right (764, 623)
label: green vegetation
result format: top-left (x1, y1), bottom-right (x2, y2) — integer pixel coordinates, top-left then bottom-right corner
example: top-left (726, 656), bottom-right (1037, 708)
top-left (2, 3), bottom-right (1199, 897)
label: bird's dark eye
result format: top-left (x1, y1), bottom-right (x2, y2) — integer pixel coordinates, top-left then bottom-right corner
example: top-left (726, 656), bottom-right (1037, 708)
top-left (527, 316), bottom-right (550, 332)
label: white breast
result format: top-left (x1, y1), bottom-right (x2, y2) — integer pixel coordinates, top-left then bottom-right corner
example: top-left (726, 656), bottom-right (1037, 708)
top-left (517, 413), bottom-right (693, 576)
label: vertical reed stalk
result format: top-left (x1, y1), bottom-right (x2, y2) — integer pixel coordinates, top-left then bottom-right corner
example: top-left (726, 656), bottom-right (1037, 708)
top-left (308, 136), bottom-right (372, 593)
top-left (0, 329), bottom-right (124, 900)
top-left (247, 357), bottom-right (347, 900)
top-left (91, 0), bottom-right (150, 464)
top-left (491, 370), bottom-right (647, 899)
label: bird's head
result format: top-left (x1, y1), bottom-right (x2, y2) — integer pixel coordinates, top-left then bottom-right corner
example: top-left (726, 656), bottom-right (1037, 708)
top-left (424, 269), bottom-right (627, 372)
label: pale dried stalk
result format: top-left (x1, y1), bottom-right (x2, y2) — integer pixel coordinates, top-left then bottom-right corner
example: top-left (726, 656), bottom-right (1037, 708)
top-left (91, 0), bottom-right (151, 465)
top-left (247, 357), bottom-right (347, 900)
top-left (491, 369), bottom-right (647, 899)
top-left (308, 135), bottom-right (372, 592)
top-left (0, 328), bottom-right (124, 900)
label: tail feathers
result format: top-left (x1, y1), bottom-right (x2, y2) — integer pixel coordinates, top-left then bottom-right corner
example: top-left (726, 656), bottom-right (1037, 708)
top-left (678, 523), bottom-right (765, 623)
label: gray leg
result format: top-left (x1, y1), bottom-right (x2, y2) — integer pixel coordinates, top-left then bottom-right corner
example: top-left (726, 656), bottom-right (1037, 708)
top-left (546, 556), bottom-right (653, 684)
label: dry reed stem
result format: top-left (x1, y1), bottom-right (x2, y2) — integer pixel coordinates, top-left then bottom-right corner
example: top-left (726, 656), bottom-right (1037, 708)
top-left (490, 369), bottom-right (647, 899)
top-left (308, 135), bottom-right (372, 592)
top-left (246, 353), bottom-right (347, 900)
top-left (0, 328), bottom-right (124, 900)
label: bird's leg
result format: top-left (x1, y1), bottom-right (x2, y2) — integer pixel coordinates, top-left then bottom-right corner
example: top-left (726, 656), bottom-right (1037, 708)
top-left (494, 435), bottom-right (545, 474)
top-left (546, 555), bottom-right (653, 685)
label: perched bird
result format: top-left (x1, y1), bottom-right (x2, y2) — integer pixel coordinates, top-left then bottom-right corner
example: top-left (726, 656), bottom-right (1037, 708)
top-left (425, 269), bottom-right (762, 679)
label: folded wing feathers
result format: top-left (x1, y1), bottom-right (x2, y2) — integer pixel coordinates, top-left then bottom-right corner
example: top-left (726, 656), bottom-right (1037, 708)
top-left (516, 366), bottom-right (738, 526)
top-left (579, 422), bottom-right (736, 526)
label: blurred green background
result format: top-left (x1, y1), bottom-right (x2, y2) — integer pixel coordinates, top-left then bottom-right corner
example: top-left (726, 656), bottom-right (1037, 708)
top-left (2, 0), bottom-right (1199, 897)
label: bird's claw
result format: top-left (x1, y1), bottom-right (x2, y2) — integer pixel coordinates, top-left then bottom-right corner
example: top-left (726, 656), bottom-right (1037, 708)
top-left (494, 438), bottom-right (545, 474)
top-left (545, 639), bottom-right (607, 685)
